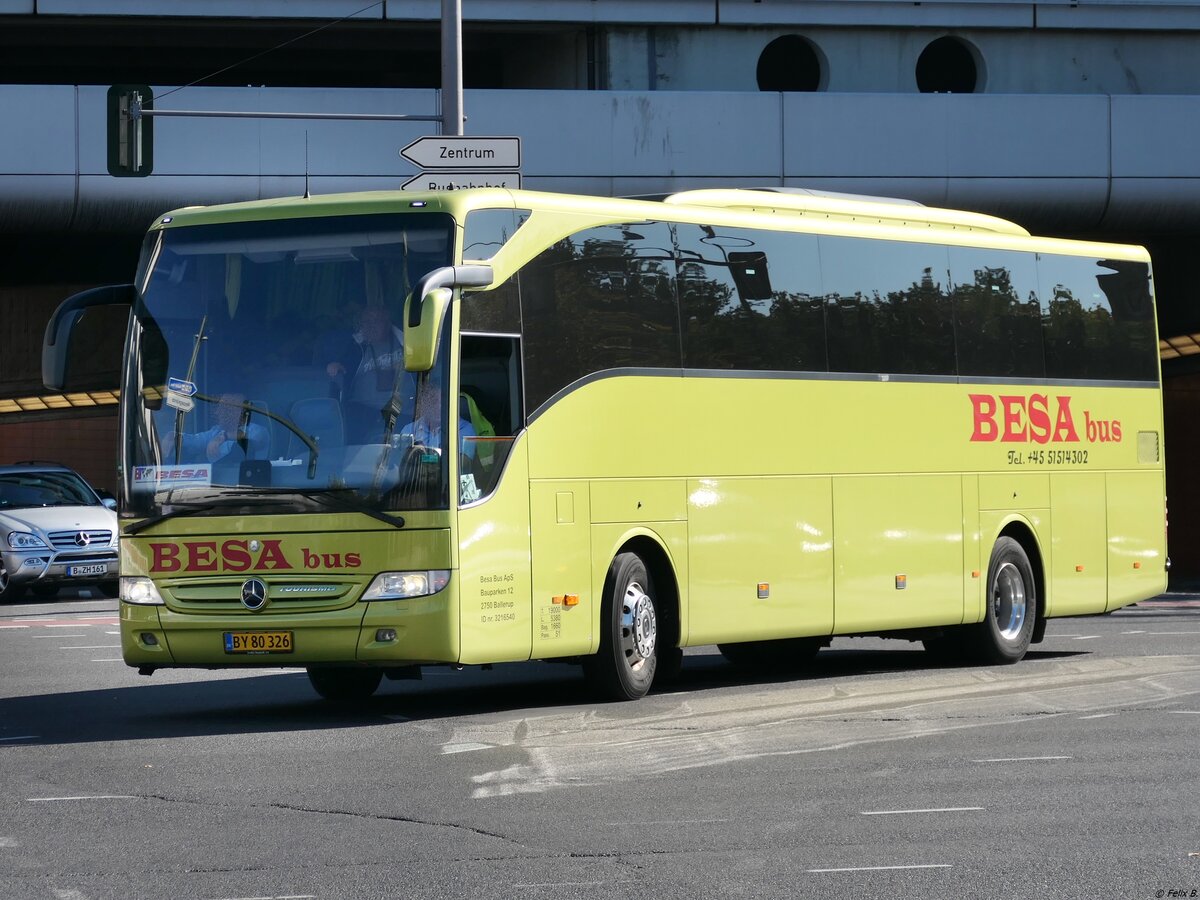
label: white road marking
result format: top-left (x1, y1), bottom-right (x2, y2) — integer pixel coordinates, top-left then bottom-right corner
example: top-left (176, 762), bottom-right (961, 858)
top-left (972, 755), bottom-right (1072, 762)
top-left (207, 895), bottom-right (316, 900)
top-left (52, 890), bottom-right (91, 900)
top-left (1122, 630), bottom-right (1147, 634)
top-left (808, 864), bottom-right (953, 873)
top-left (58, 645), bottom-right (120, 650)
top-left (45, 624), bottom-right (93, 628)
top-left (1147, 632), bottom-right (1200, 635)
top-left (91, 658), bottom-right (123, 662)
top-left (441, 742), bottom-right (494, 754)
top-left (1167, 710), bottom-right (1200, 714)
top-left (0, 625), bottom-right (30, 629)
top-left (33, 634), bottom-right (85, 638)
top-left (861, 807), bottom-right (983, 816)
top-left (0, 837), bottom-right (17, 847)
top-left (105, 631), bottom-right (120, 635)
top-left (1079, 713), bottom-right (1116, 719)
top-left (1073, 635), bottom-right (1101, 641)
top-left (27, 795), bottom-right (136, 802)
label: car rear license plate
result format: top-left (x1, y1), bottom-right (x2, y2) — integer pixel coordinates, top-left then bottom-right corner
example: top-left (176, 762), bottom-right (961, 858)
top-left (68, 564), bottom-right (107, 577)
top-left (224, 631), bottom-right (293, 654)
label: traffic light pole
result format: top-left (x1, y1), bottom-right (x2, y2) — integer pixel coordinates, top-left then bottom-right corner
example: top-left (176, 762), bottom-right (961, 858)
top-left (131, 1), bottom-right (465, 132)
top-left (441, 0), bottom-right (464, 135)
top-left (112, 4), bottom-right (468, 175)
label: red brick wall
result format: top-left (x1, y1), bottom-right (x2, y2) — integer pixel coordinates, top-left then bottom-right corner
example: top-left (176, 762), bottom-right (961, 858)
top-left (0, 411), bottom-right (119, 495)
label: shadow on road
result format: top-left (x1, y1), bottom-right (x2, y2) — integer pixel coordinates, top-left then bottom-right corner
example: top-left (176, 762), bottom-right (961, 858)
top-left (0, 642), bottom-right (1095, 748)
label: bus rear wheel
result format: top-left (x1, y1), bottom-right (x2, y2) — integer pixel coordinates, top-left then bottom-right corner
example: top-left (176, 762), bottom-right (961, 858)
top-left (306, 666), bottom-right (383, 702)
top-left (585, 552), bottom-right (659, 701)
top-left (965, 536), bottom-right (1037, 665)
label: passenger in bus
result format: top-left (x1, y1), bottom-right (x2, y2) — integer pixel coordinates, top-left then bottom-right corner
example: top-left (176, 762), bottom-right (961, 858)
top-left (323, 304), bottom-right (416, 442)
top-left (399, 375), bottom-right (477, 460)
top-left (163, 392), bottom-right (270, 463)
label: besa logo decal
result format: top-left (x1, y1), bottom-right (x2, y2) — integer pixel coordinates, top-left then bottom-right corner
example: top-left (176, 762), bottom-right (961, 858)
top-left (968, 393), bottom-right (1121, 444)
top-left (148, 540), bottom-right (362, 573)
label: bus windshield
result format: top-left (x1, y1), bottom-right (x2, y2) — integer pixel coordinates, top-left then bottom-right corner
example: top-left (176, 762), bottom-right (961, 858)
top-left (123, 212), bottom-right (455, 517)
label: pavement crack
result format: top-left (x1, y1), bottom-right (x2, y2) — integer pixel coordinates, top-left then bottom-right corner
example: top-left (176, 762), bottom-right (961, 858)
top-left (263, 801), bottom-right (524, 846)
top-left (128, 793), bottom-right (529, 850)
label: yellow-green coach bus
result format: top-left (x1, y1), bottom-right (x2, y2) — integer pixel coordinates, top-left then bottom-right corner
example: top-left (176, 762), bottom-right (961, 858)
top-left (43, 187), bottom-right (1168, 701)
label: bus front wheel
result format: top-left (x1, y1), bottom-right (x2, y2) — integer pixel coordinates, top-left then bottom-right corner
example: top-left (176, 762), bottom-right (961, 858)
top-left (585, 552), bottom-right (659, 701)
top-left (306, 666), bottom-right (383, 702)
top-left (966, 536), bottom-right (1037, 665)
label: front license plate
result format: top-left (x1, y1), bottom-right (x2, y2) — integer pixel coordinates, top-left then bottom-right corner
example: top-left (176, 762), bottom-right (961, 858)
top-left (224, 631), bottom-right (294, 654)
top-left (68, 563), bottom-right (107, 577)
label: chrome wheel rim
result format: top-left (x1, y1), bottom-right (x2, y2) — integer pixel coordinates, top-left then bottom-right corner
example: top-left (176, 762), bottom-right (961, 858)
top-left (992, 561), bottom-right (1027, 641)
top-left (620, 580), bottom-right (656, 671)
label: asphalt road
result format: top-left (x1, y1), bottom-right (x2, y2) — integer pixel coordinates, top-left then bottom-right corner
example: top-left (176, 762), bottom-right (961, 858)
top-left (1, 591), bottom-right (1198, 900)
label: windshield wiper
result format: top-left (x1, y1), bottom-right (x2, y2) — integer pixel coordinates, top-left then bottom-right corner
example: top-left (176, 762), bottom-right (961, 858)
top-left (123, 488), bottom-right (405, 536)
top-left (123, 499), bottom-right (224, 535)
top-left (188, 394), bottom-right (321, 479)
top-left (291, 488), bottom-right (405, 529)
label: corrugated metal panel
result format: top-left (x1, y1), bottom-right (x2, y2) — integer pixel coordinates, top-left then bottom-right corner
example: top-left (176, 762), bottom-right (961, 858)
top-left (8, 85), bottom-right (1200, 231)
top-left (33, 0), bottom-right (383, 17)
top-left (394, 0), bottom-right (717, 23)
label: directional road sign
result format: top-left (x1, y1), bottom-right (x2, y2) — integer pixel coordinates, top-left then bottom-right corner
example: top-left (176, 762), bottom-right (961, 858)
top-left (401, 171), bottom-right (522, 192)
top-left (400, 136), bottom-right (521, 170)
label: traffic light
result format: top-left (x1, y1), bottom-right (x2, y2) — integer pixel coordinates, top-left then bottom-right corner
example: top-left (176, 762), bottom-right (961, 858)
top-left (107, 84), bottom-right (153, 177)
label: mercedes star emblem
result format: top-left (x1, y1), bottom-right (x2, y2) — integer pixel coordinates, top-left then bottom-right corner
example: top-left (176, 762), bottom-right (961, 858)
top-left (241, 578), bottom-right (268, 611)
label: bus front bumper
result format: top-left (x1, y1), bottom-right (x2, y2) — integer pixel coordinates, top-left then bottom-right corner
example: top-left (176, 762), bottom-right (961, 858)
top-left (120, 592), bottom-right (459, 670)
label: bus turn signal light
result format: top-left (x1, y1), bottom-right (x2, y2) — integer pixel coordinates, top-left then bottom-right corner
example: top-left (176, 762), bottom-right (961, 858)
top-left (553, 595), bottom-right (580, 607)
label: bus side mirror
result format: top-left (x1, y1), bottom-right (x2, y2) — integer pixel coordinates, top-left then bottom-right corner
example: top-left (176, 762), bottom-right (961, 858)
top-left (403, 287), bottom-right (452, 373)
top-left (43, 284), bottom-right (135, 391)
top-left (402, 265), bottom-right (494, 372)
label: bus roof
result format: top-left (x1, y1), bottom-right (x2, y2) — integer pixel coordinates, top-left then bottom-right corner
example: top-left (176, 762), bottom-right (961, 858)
top-left (148, 186), bottom-right (1147, 264)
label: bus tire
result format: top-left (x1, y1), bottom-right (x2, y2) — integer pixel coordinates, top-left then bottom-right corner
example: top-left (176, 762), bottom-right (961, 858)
top-left (585, 552), bottom-right (658, 701)
top-left (306, 666), bottom-right (383, 702)
top-left (965, 536), bottom-right (1036, 665)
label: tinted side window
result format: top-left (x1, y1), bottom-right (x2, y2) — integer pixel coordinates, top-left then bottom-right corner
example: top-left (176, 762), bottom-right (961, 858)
top-left (460, 276), bottom-right (521, 334)
top-left (462, 208), bottom-right (531, 261)
top-left (520, 222), bottom-right (681, 416)
top-left (676, 225), bottom-right (826, 372)
top-left (949, 246), bottom-right (1045, 379)
top-left (1036, 255), bottom-right (1157, 382)
top-left (820, 237), bottom-right (955, 376)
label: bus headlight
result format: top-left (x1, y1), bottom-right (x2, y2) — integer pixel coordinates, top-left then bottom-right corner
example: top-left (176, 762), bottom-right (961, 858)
top-left (121, 577), bottom-right (165, 606)
top-left (362, 570), bottom-right (450, 601)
